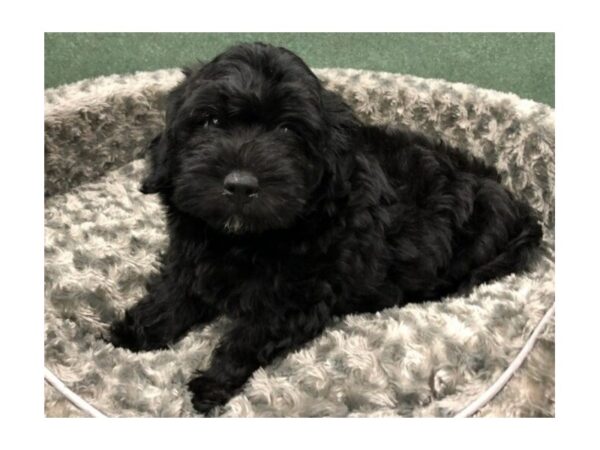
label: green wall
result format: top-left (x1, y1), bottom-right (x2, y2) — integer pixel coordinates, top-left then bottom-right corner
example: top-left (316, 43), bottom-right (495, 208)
top-left (45, 33), bottom-right (554, 106)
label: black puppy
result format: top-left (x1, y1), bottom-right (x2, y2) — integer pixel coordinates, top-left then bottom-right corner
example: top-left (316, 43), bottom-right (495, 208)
top-left (108, 42), bottom-right (542, 414)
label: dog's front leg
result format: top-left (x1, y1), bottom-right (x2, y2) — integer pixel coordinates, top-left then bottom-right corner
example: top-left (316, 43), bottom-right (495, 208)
top-left (188, 302), bottom-right (331, 414)
top-left (107, 272), bottom-right (217, 352)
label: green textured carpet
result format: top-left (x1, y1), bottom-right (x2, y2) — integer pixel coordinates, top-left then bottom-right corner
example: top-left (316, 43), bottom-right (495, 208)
top-left (44, 33), bottom-right (554, 106)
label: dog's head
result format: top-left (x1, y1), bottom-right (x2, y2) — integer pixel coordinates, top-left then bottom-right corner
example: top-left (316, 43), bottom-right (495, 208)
top-left (142, 43), bottom-right (357, 235)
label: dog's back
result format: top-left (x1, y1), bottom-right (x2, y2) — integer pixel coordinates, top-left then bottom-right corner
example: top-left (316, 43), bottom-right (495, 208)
top-left (358, 125), bottom-right (543, 300)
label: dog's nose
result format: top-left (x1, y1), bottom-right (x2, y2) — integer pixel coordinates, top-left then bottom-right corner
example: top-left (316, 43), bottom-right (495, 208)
top-left (223, 171), bottom-right (259, 200)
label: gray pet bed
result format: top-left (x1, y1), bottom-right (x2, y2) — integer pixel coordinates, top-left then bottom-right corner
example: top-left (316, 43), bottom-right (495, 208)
top-left (44, 68), bottom-right (555, 417)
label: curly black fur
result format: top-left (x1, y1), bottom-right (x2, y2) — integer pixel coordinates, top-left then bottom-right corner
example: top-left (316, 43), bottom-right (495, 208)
top-left (108, 43), bottom-right (543, 414)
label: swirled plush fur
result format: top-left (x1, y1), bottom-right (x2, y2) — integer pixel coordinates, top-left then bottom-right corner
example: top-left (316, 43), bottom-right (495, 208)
top-left (107, 43), bottom-right (543, 414)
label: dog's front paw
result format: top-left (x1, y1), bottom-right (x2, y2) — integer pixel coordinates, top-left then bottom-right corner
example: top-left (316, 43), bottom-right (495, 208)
top-left (188, 373), bottom-right (235, 415)
top-left (105, 313), bottom-right (148, 352)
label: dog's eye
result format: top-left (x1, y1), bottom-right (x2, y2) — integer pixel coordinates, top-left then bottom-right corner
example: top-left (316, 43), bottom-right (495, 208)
top-left (203, 117), bottom-right (220, 128)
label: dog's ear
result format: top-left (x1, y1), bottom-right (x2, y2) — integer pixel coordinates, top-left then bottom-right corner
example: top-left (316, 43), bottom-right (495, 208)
top-left (321, 88), bottom-right (357, 133)
top-left (320, 88), bottom-right (358, 178)
top-left (320, 88), bottom-right (358, 163)
top-left (140, 132), bottom-right (170, 194)
top-left (140, 71), bottom-right (194, 195)
top-left (303, 88), bottom-right (359, 212)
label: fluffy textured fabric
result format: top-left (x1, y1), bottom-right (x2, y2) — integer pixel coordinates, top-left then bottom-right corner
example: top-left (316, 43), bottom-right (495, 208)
top-left (44, 60), bottom-right (554, 417)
